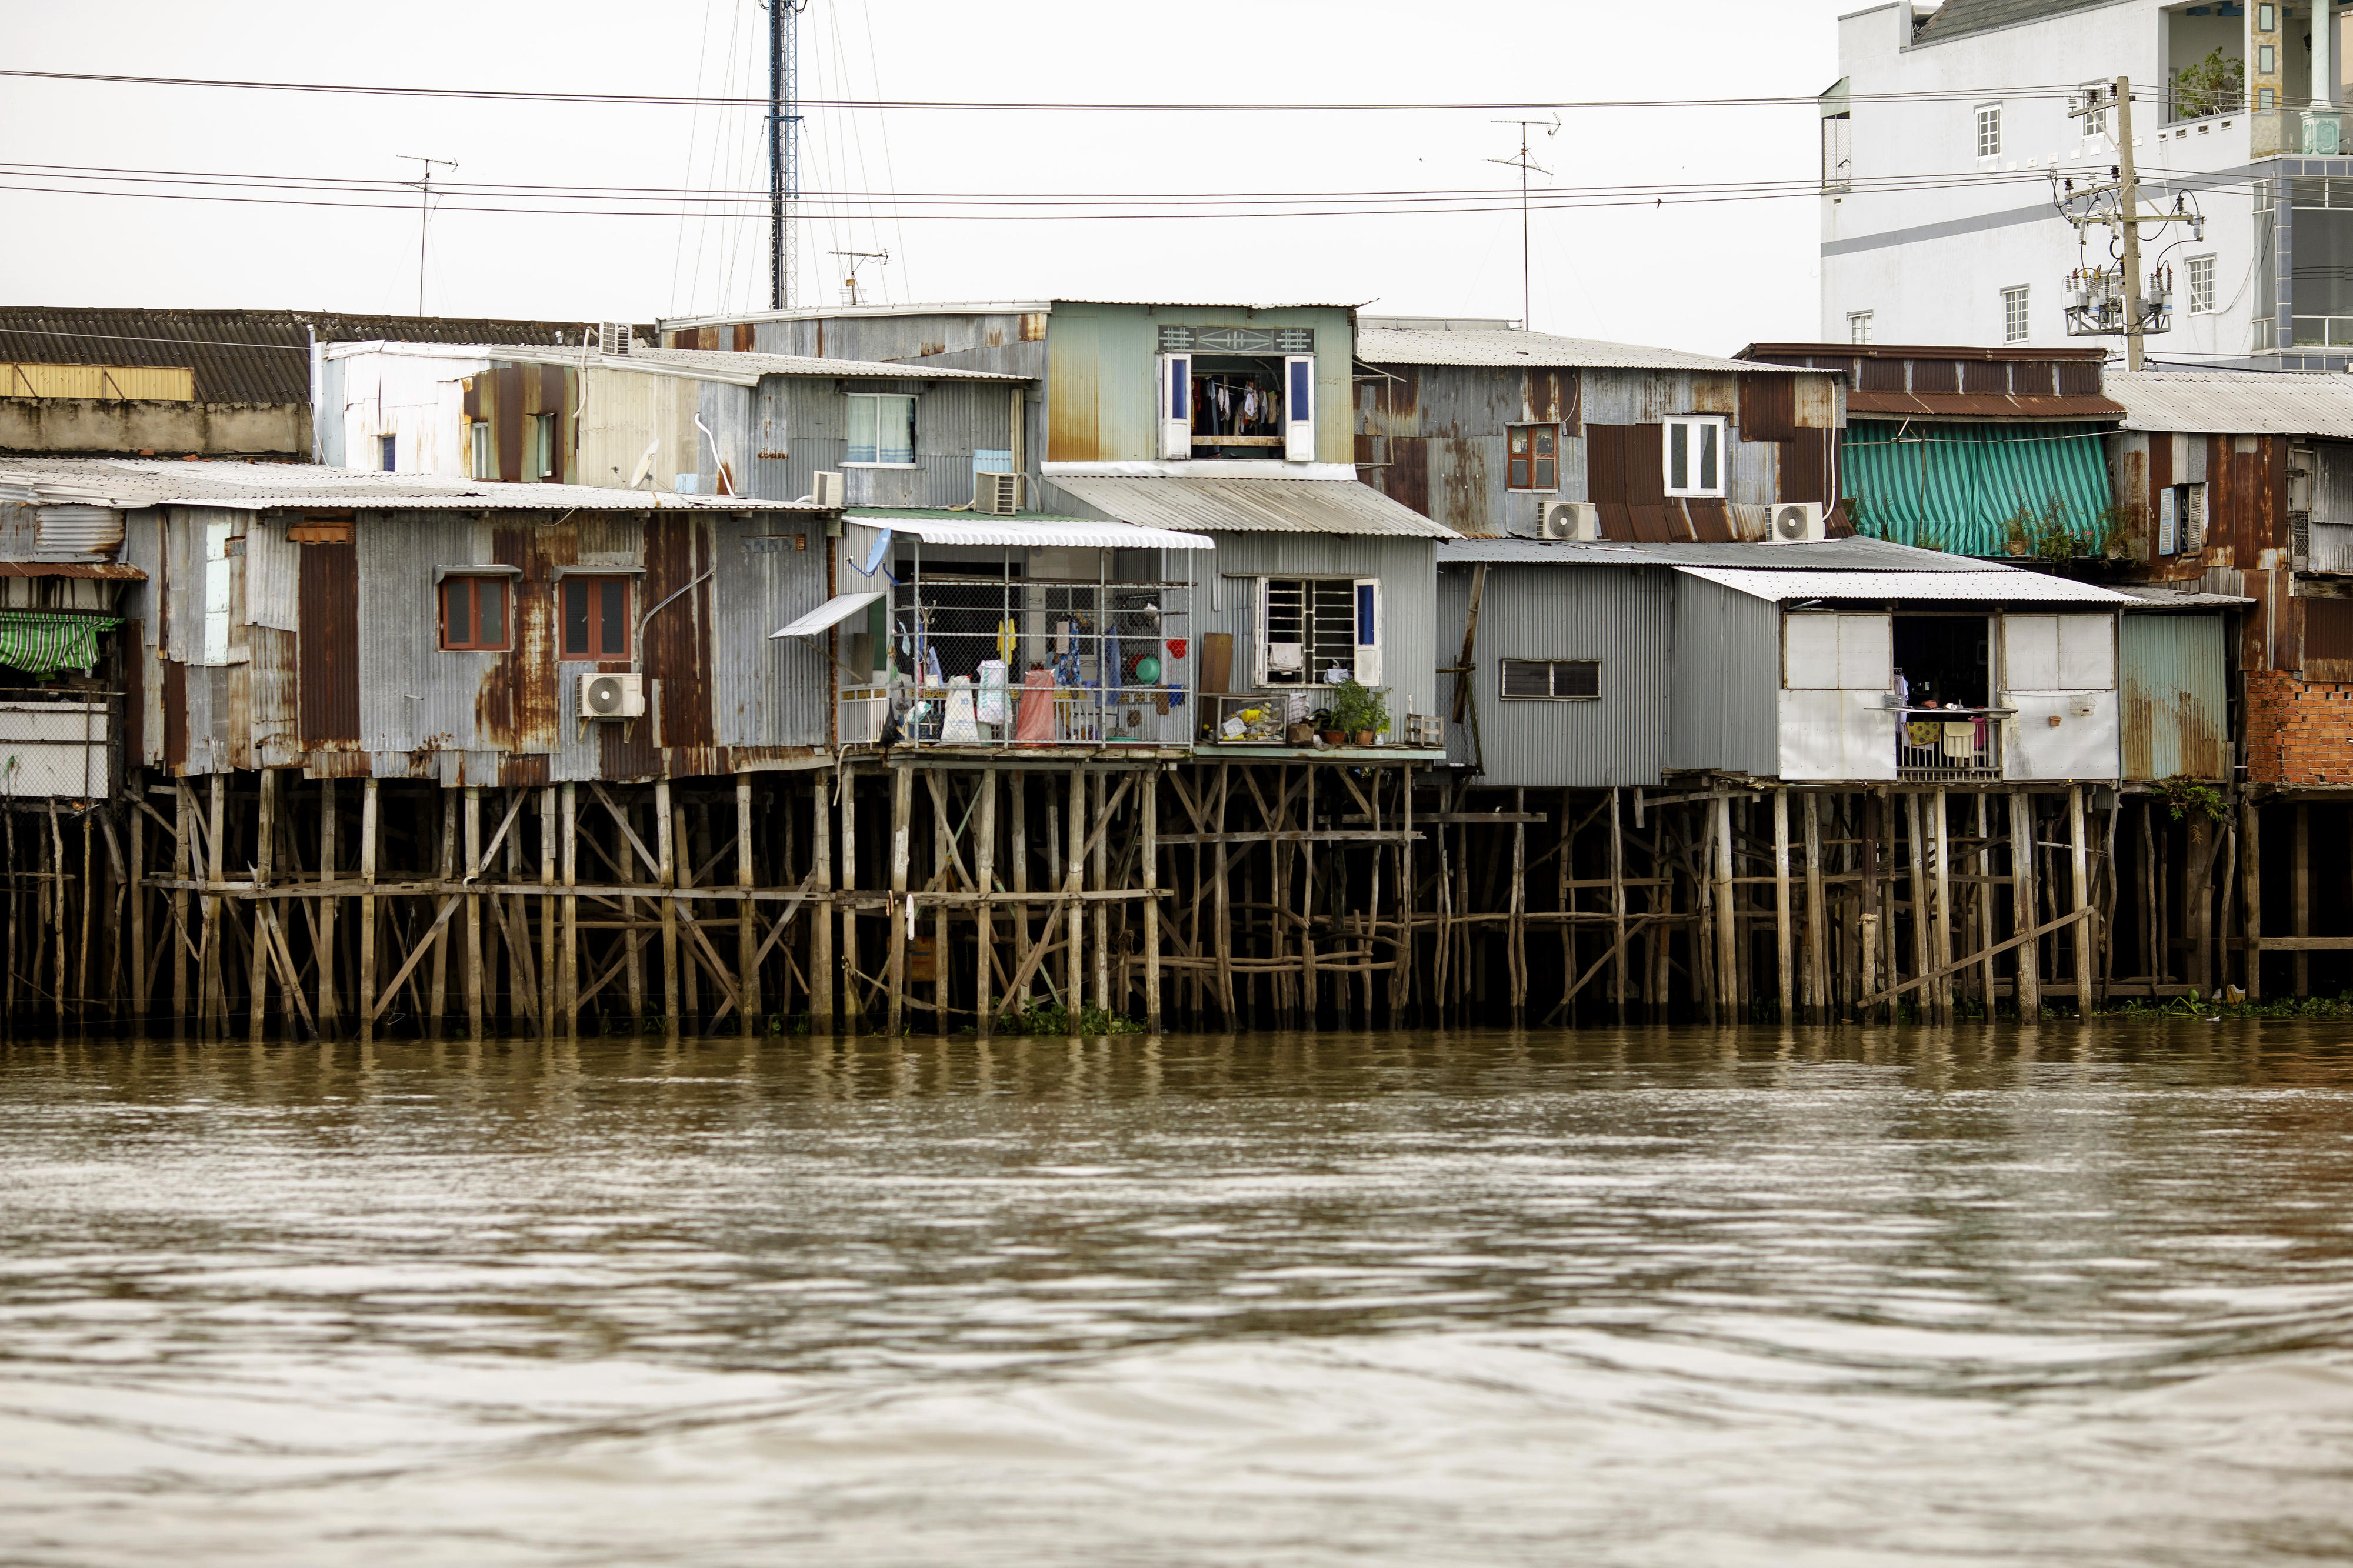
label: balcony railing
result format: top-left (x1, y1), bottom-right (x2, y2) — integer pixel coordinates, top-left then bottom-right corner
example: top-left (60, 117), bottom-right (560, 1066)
top-left (846, 679), bottom-right (1189, 748)
top-left (1896, 707), bottom-right (2006, 782)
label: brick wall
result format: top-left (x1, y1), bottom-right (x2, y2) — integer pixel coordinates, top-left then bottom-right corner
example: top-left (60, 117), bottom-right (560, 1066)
top-left (2244, 669), bottom-right (2353, 784)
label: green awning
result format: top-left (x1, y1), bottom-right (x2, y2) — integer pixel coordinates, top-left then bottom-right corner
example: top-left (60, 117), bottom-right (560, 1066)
top-left (1841, 421), bottom-right (2112, 556)
top-left (0, 613), bottom-right (118, 676)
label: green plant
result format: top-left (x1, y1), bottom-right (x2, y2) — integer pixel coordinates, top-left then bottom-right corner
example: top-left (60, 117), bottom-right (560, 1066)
top-left (989, 1002), bottom-right (1144, 1036)
top-left (1999, 495), bottom-right (2113, 562)
top-left (1328, 679), bottom-right (1390, 737)
top-left (2157, 774), bottom-right (2228, 823)
top-left (2172, 47), bottom-right (2245, 120)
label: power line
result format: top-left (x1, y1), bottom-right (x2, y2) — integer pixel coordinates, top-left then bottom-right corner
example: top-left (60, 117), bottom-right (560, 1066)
top-left (0, 64), bottom-right (2127, 113)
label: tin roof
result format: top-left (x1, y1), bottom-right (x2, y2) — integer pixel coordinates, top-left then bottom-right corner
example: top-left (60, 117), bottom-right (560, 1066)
top-left (658, 298), bottom-right (1352, 332)
top-left (2112, 583), bottom-right (2255, 609)
top-left (1050, 474), bottom-right (1457, 538)
top-left (1357, 326), bottom-right (1803, 374)
top-left (0, 308), bottom-right (626, 406)
top-left (0, 459), bottom-right (828, 514)
top-left (1436, 536), bottom-right (1963, 569)
top-left (1911, 0), bottom-right (2111, 45)
top-left (324, 341), bottom-right (1028, 386)
top-left (1677, 566), bottom-right (2141, 605)
top-left (845, 512), bottom-right (1212, 549)
top-left (2105, 371), bottom-right (2353, 438)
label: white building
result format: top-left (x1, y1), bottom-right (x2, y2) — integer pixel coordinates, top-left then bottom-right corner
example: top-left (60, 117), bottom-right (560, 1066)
top-left (1826, 0), bottom-right (2353, 368)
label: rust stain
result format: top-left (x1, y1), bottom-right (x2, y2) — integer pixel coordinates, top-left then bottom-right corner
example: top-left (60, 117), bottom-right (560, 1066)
top-left (918, 340), bottom-right (945, 357)
top-left (161, 657), bottom-right (186, 765)
top-left (1687, 373), bottom-right (1738, 416)
top-left (1739, 375), bottom-right (1798, 442)
top-left (984, 327), bottom-right (1005, 348)
top-left (1437, 438), bottom-right (1488, 536)
top-left (1387, 436), bottom-right (1431, 518)
top-left (734, 323), bottom-right (755, 352)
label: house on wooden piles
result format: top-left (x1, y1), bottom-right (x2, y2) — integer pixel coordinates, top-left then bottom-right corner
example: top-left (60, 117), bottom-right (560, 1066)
top-left (0, 467), bottom-right (149, 798)
top-left (1737, 341), bottom-right (2124, 556)
top-left (2101, 369), bottom-right (2353, 1000)
top-left (1352, 318), bottom-right (1847, 542)
top-left (655, 298), bottom-right (1457, 756)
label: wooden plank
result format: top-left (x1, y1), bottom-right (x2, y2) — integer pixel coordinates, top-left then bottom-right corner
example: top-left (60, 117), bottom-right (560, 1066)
top-left (2069, 785), bottom-right (2092, 1013)
top-left (1858, 907), bottom-right (2093, 1008)
top-left (248, 770), bottom-right (274, 1044)
top-left (2243, 799), bottom-right (2262, 1001)
top-left (462, 786), bottom-right (484, 1040)
top-left (1773, 788), bottom-right (1792, 1023)
top-left (2010, 791), bottom-right (2038, 1018)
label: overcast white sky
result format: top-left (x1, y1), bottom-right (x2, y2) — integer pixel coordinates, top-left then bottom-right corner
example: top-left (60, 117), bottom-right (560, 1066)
top-left (1, 0), bottom-right (1855, 353)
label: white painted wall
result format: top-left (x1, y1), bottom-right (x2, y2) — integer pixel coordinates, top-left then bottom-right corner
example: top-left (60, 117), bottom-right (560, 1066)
top-left (331, 348), bottom-right (485, 477)
top-left (1827, 1), bottom-right (2258, 358)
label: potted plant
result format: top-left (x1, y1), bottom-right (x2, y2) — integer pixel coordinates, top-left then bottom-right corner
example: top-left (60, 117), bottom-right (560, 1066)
top-left (1328, 680), bottom-right (1390, 748)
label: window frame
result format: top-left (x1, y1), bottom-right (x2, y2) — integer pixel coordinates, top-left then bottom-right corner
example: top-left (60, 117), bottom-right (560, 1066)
top-left (1498, 658), bottom-right (1602, 702)
top-left (1254, 574), bottom-right (1381, 688)
top-left (378, 433), bottom-right (396, 472)
top-left (1661, 415), bottom-right (1728, 498)
top-left (559, 573), bottom-right (634, 662)
top-left (1975, 102), bottom-right (2002, 160)
top-left (2002, 285), bottom-right (2031, 344)
top-left (439, 574), bottom-right (513, 653)
top-left (844, 392), bottom-right (918, 468)
top-left (469, 420), bottom-right (494, 481)
top-left (525, 411), bottom-right (557, 481)
top-left (1847, 311), bottom-right (1874, 344)
top-left (1507, 423), bottom-right (1560, 492)
top-left (2187, 254), bottom-right (2218, 313)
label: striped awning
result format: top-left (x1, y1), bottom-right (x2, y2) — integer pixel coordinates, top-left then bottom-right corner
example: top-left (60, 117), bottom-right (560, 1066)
top-left (1842, 421), bottom-right (2113, 556)
top-left (0, 613), bottom-right (118, 675)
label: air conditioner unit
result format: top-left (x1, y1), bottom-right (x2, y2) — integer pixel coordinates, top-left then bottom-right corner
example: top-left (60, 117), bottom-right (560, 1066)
top-left (974, 471), bottom-right (1022, 516)
top-left (1768, 502), bottom-right (1827, 543)
top-left (1538, 501), bottom-right (1601, 541)
top-left (579, 672), bottom-right (645, 720)
top-left (811, 470), bottom-right (846, 509)
top-left (598, 322), bottom-right (632, 356)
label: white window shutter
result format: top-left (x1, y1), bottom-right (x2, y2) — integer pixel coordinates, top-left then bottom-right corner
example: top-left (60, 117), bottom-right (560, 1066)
top-left (1158, 353), bottom-right (1191, 460)
top-left (1352, 577), bottom-right (1383, 686)
top-left (2158, 486), bottom-right (2177, 555)
top-left (1284, 354), bottom-right (1316, 462)
top-left (202, 518), bottom-right (232, 667)
top-left (2185, 483), bottom-right (2207, 551)
top-left (1252, 576), bottom-right (1272, 685)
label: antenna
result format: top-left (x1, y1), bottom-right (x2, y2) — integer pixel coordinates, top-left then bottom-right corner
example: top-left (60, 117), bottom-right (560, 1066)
top-left (396, 154), bottom-right (458, 317)
top-left (829, 249), bottom-right (890, 307)
top-left (1488, 115), bottom-right (1558, 329)
top-left (766, 0), bottom-right (810, 311)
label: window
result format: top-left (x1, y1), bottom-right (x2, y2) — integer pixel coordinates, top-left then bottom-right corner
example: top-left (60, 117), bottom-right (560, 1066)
top-left (1821, 111), bottom-right (1852, 192)
top-left (1848, 311), bottom-right (1874, 344)
top-left (1662, 415), bottom-right (1727, 497)
top-left (2187, 255), bottom-right (2217, 313)
top-left (378, 433), bottom-right (396, 472)
top-left (441, 575), bottom-right (511, 651)
top-left (2260, 88), bottom-right (2277, 111)
top-left (846, 394), bottom-right (916, 465)
top-left (1498, 659), bottom-right (1601, 700)
top-left (2160, 482), bottom-right (2208, 555)
top-left (2003, 285), bottom-right (2031, 344)
top-left (560, 575), bottom-right (631, 660)
top-left (2259, 45), bottom-right (2278, 76)
top-left (523, 412), bottom-right (556, 480)
top-left (1975, 103), bottom-right (2002, 159)
top-left (2077, 81), bottom-right (2111, 139)
top-left (469, 421), bottom-right (493, 480)
top-left (2259, 2), bottom-right (2277, 29)
top-left (1256, 575), bottom-right (1381, 687)
top-left (1507, 424), bottom-right (1559, 491)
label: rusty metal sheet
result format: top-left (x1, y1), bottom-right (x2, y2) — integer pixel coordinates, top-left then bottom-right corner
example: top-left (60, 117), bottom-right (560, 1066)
top-left (304, 750), bottom-right (374, 779)
top-left (161, 658), bottom-right (186, 765)
top-left (1858, 359), bottom-right (1908, 393)
top-left (297, 540), bottom-right (359, 743)
top-left (1911, 359), bottom-right (1962, 394)
top-left (1685, 499), bottom-right (1735, 543)
top-left (1625, 505), bottom-right (1672, 543)
top-left (1624, 425), bottom-right (1665, 505)
top-left (495, 365), bottom-right (524, 482)
top-left (1780, 431), bottom-right (1831, 506)
top-left (1847, 392), bottom-right (2126, 419)
top-left (0, 562), bottom-right (145, 578)
top-left (1587, 425), bottom-right (1628, 502)
top-left (1739, 375), bottom-right (1798, 442)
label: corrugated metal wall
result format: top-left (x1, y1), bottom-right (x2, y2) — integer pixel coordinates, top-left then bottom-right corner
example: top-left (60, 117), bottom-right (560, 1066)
top-left (1197, 533), bottom-right (1439, 728)
top-left (1667, 575), bottom-right (1781, 776)
top-left (2121, 612), bottom-right (2230, 780)
top-left (748, 374), bottom-right (1015, 509)
top-left (1436, 561), bottom-right (1671, 787)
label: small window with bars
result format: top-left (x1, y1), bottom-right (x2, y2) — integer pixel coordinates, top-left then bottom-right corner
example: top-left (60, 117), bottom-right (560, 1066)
top-left (1499, 658), bottom-right (1601, 700)
top-left (1507, 424), bottom-right (1558, 491)
top-left (1256, 575), bottom-right (1379, 686)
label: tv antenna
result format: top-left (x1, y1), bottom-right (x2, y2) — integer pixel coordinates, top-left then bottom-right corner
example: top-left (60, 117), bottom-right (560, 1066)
top-left (397, 154), bottom-right (458, 316)
top-left (829, 249), bottom-right (890, 306)
top-left (1489, 115), bottom-right (1558, 329)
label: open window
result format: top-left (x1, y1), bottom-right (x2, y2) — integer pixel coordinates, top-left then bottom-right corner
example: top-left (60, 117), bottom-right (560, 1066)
top-left (1158, 327), bottom-right (1317, 462)
top-left (1156, 352), bottom-right (1191, 459)
top-left (2159, 482), bottom-right (2207, 555)
top-left (469, 421), bottom-right (494, 481)
top-left (1256, 575), bottom-right (1379, 686)
top-left (560, 575), bottom-right (632, 660)
top-left (522, 411), bottom-right (557, 481)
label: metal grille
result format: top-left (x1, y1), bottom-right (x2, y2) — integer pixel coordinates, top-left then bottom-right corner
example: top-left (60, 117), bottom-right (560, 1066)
top-left (1499, 658), bottom-right (1601, 700)
top-left (1897, 708), bottom-right (2002, 781)
top-left (1156, 325), bottom-right (1315, 355)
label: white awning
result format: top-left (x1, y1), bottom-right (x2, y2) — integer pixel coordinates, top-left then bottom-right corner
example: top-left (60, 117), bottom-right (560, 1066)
top-left (769, 591), bottom-right (885, 639)
top-left (842, 513), bottom-right (1213, 550)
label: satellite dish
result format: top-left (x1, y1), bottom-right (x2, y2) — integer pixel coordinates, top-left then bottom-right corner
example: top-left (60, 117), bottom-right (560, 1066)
top-left (861, 528), bottom-right (894, 578)
top-left (628, 439), bottom-right (659, 489)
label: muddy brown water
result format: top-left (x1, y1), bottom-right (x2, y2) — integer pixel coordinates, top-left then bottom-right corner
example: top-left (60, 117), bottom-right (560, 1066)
top-left (4, 1024), bottom-right (2353, 1566)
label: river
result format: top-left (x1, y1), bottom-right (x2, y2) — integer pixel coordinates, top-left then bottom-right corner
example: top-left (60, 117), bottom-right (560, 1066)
top-left (3, 1025), bottom-right (2352, 1566)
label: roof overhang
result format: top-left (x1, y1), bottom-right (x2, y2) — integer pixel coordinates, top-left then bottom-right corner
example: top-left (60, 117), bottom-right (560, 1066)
top-left (771, 590), bottom-right (887, 639)
top-left (1047, 473), bottom-right (1457, 539)
top-left (842, 512), bottom-right (1212, 550)
top-left (1678, 565), bottom-right (2142, 605)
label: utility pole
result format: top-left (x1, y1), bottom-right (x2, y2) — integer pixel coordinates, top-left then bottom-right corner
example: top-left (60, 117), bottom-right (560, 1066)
top-left (397, 155), bottom-right (458, 318)
top-left (768, 0), bottom-right (809, 311)
top-left (1489, 115), bottom-right (1558, 328)
top-left (2114, 76), bottom-right (2145, 371)
top-left (2059, 79), bottom-right (2198, 368)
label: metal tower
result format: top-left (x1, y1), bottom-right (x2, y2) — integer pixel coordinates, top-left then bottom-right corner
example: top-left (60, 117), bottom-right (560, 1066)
top-left (769, 0), bottom-right (809, 311)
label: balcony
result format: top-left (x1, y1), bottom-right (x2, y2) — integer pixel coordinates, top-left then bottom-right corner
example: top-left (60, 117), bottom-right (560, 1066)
top-left (1896, 706), bottom-right (2006, 782)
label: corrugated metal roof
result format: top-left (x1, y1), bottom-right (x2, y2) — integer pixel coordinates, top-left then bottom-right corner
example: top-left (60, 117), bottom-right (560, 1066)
top-left (0, 562), bottom-right (146, 579)
top-left (0, 308), bottom-right (627, 405)
top-left (1436, 536), bottom-right (1967, 569)
top-left (1051, 474), bottom-right (1457, 538)
top-left (2112, 583), bottom-right (2255, 608)
top-left (0, 459), bottom-right (827, 513)
top-left (1912, 0), bottom-right (2109, 44)
top-left (326, 342), bottom-right (1027, 386)
top-left (1355, 326), bottom-right (1805, 373)
top-left (1676, 566), bottom-right (2141, 605)
top-left (845, 512), bottom-right (1212, 549)
top-left (1848, 392), bottom-right (2124, 419)
top-left (771, 591), bottom-right (886, 639)
top-left (2105, 371), bottom-right (2353, 438)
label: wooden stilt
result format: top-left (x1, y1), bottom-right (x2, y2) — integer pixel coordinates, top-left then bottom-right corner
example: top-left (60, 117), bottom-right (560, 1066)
top-left (538, 786), bottom-right (557, 1036)
top-left (976, 768), bottom-right (996, 1036)
top-left (886, 764), bottom-right (911, 1037)
top-left (560, 783), bottom-right (579, 1037)
top-left (1609, 786), bottom-right (1628, 1022)
top-left (736, 773), bottom-right (759, 1037)
top-left (357, 779), bottom-right (378, 1040)
top-left (2009, 791), bottom-right (2039, 1018)
top-left (1509, 787), bottom-right (1528, 1025)
top-left (1773, 787), bottom-right (1792, 1024)
top-left (1711, 792), bottom-right (1735, 1023)
top-left (1974, 793), bottom-right (1996, 1015)
top-left (249, 770), bottom-right (275, 1043)
top-left (1142, 767), bottom-right (1162, 1032)
top-left (2243, 799), bottom-right (2263, 1001)
top-left (427, 793), bottom-right (455, 1037)
top-left (2069, 785), bottom-right (2092, 1014)
top-left (676, 798), bottom-right (701, 1026)
top-left (811, 778), bottom-right (835, 1029)
top-left (129, 785), bottom-right (148, 1029)
top-left (2188, 814), bottom-right (2214, 1001)
top-left (1092, 771), bottom-right (1111, 1013)
top-left (931, 770), bottom-right (951, 1038)
top-left (462, 785), bottom-right (484, 1040)
top-left (840, 766), bottom-right (861, 1030)
top-left (1928, 788), bottom-right (1952, 1022)
top-left (2295, 803), bottom-right (2311, 997)
top-left (1803, 792), bottom-right (1827, 1021)
top-left (654, 780), bottom-right (679, 1036)
top-left (1065, 766), bottom-right (1085, 1032)
top-left (314, 778), bottom-right (336, 1035)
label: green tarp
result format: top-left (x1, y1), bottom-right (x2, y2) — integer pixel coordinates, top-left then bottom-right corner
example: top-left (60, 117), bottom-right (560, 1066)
top-left (0, 613), bottom-right (118, 676)
top-left (1841, 421), bottom-right (2112, 556)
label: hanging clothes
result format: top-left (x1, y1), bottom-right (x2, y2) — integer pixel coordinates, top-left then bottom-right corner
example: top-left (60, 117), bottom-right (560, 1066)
top-left (1015, 664), bottom-right (1056, 745)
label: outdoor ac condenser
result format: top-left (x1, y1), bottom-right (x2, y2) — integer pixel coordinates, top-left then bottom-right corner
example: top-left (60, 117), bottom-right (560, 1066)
top-left (1538, 501), bottom-right (1601, 541)
top-left (1768, 502), bottom-right (1827, 543)
top-left (811, 470), bottom-right (846, 508)
top-left (975, 471), bottom-right (1022, 516)
top-left (579, 672), bottom-right (645, 720)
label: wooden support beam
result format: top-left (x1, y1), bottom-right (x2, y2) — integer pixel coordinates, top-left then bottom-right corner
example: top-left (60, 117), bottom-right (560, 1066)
top-left (654, 780), bottom-right (680, 1036)
top-left (887, 765), bottom-right (911, 1037)
top-left (1142, 766), bottom-right (1162, 1032)
top-left (560, 783), bottom-right (579, 1037)
top-left (1929, 788), bottom-right (1952, 1022)
top-left (427, 794), bottom-right (455, 1037)
top-left (2243, 799), bottom-right (2262, 1002)
top-left (1712, 793), bottom-right (1735, 1023)
top-left (1858, 906), bottom-right (2094, 1009)
top-left (249, 769), bottom-right (275, 1043)
top-left (976, 769), bottom-right (997, 1037)
top-left (1773, 786), bottom-right (1792, 1024)
top-left (462, 785), bottom-right (484, 1040)
top-left (2010, 790), bottom-right (2039, 1018)
top-left (736, 773), bottom-right (758, 1036)
top-left (1803, 792), bottom-right (1827, 1021)
top-left (2069, 785), bottom-right (2092, 1014)
top-left (1065, 766), bottom-right (1084, 1033)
